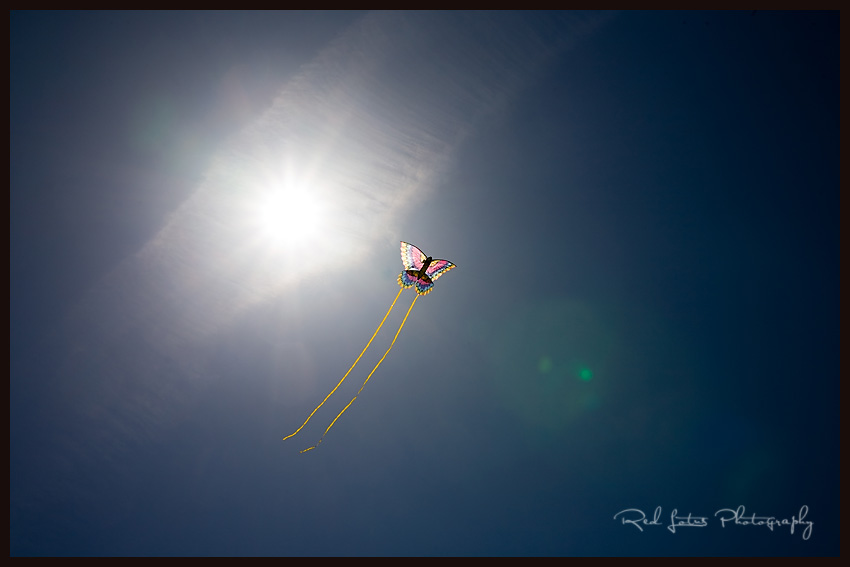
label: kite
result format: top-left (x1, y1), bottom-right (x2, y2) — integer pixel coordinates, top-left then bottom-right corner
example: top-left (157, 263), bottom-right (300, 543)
top-left (283, 241), bottom-right (456, 452)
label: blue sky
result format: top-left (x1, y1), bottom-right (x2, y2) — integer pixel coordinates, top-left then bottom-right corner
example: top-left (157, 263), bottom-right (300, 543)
top-left (11, 11), bottom-right (838, 556)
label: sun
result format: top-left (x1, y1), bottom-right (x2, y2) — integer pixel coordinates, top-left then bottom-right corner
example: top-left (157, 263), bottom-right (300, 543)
top-left (255, 189), bottom-right (325, 247)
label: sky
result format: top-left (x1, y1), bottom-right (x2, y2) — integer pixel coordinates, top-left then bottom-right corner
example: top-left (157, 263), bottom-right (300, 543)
top-left (10, 11), bottom-right (839, 556)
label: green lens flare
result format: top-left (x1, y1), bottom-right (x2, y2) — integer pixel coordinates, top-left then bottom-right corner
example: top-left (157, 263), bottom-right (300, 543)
top-left (538, 356), bottom-right (553, 373)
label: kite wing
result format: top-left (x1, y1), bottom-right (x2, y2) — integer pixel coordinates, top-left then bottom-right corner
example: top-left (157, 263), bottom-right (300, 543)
top-left (400, 241), bottom-right (427, 271)
top-left (425, 259), bottom-right (456, 282)
top-left (399, 270), bottom-right (434, 295)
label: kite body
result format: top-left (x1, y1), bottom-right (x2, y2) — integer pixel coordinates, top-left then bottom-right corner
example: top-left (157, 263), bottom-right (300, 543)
top-left (283, 241), bottom-right (455, 452)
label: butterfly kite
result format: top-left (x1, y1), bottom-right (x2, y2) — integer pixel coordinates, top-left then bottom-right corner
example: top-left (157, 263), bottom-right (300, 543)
top-left (283, 241), bottom-right (456, 452)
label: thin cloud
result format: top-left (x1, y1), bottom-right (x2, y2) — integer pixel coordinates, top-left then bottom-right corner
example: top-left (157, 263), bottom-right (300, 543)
top-left (45, 11), bottom-right (612, 475)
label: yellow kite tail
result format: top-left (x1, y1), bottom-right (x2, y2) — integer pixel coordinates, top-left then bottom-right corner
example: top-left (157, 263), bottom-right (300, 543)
top-left (300, 294), bottom-right (419, 452)
top-left (282, 287), bottom-right (404, 442)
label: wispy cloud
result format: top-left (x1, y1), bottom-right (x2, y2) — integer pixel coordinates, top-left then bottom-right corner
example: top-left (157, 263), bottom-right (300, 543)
top-left (46, 10), bottom-right (611, 473)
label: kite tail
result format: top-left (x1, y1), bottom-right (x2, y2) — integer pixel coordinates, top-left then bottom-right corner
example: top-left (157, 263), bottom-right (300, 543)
top-left (300, 293), bottom-right (419, 452)
top-left (283, 287), bottom-right (404, 443)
